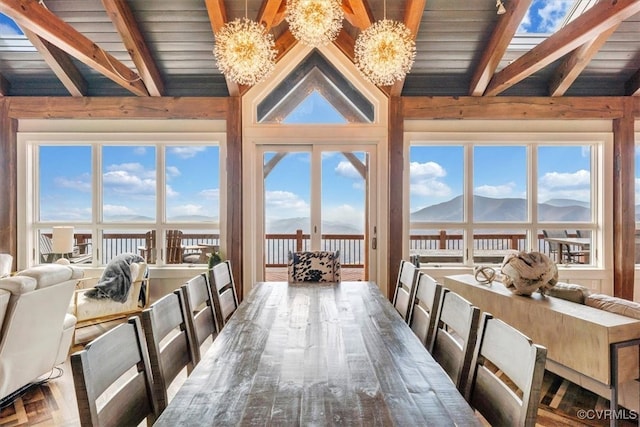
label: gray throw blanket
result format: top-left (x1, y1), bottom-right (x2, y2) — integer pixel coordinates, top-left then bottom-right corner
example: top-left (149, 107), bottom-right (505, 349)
top-left (85, 253), bottom-right (145, 303)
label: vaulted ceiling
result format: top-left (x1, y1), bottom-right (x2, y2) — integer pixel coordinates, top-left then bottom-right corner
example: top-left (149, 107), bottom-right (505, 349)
top-left (0, 0), bottom-right (638, 98)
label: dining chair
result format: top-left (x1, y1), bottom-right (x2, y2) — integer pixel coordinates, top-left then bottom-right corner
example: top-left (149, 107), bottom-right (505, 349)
top-left (431, 289), bottom-right (481, 393)
top-left (181, 272), bottom-right (219, 364)
top-left (287, 250), bottom-right (341, 282)
top-left (465, 312), bottom-right (547, 427)
top-left (70, 316), bottom-right (159, 427)
top-left (209, 260), bottom-right (239, 328)
top-left (391, 259), bottom-right (418, 322)
top-left (408, 272), bottom-right (443, 351)
top-left (141, 288), bottom-right (197, 413)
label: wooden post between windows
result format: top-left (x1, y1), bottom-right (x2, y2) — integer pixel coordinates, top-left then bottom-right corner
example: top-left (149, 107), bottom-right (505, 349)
top-left (0, 100), bottom-right (17, 270)
top-left (612, 99), bottom-right (635, 300)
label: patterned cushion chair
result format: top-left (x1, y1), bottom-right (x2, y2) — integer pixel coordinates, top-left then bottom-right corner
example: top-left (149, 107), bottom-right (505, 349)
top-left (287, 251), bottom-right (341, 282)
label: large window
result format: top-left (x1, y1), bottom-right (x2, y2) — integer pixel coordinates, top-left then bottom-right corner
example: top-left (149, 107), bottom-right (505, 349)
top-left (27, 136), bottom-right (223, 267)
top-left (409, 139), bottom-right (598, 266)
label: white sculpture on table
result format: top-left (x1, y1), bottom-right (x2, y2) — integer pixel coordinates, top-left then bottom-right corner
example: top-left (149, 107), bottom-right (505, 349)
top-left (500, 251), bottom-right (558, 296)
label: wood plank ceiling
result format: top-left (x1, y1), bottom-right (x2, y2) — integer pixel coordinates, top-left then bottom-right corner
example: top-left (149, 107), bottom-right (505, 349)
top-left (0, 0), bottom-right (637, 98)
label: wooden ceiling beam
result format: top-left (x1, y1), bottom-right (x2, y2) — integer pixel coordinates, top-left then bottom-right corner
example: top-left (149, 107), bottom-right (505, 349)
top-left (343, 0), bottom-right (373, 30)
top-left (204, 0), bottom-right (239, 96)
top-left (549, 24), bottom-right (619, 97)
top-left (484, 0), bottom-right (640, 97)
top-left (334, 28), bottom-right (356, 63)
top-left (0, 0), bottom-right (148, 96)
top-left (468, 0), bottom-right (531, 96)
top-left (625, 68), bottom-right (640, 96)
top-left (390, 0), bottom-right (427, 96)
top-left (102, 0), bottom-right (164, 96)
top-left (258, 0), bottom-right (286, 31)
top-left (21, 27), bottom-right (87, 96)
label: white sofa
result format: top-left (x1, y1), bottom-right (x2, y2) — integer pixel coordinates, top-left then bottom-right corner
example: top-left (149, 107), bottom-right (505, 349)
top-left (0, 263), bottom-right (82, 401)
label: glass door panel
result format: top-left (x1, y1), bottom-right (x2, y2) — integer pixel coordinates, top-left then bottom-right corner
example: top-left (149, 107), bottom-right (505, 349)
top-left (321, 151), bottom-right (367, 281)
top-left (263, 151), bottom-right (311, 280)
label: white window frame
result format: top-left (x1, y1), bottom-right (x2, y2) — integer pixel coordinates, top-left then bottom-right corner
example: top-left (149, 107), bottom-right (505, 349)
top-left (405, 126), bottom-right (612, 281)
top-left (17, 131), bottom-right (226, 270)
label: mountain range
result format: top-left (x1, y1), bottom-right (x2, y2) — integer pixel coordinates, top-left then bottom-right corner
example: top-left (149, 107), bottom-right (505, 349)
top-left (411, 195), bottom-right (590, 222)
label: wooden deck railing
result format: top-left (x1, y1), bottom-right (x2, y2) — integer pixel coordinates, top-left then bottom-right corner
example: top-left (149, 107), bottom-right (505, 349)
top-left (47, 230), bottom-right (561, 265)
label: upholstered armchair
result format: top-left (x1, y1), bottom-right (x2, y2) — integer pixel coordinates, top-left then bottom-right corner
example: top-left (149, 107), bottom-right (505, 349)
top-left (287, 250), bottom-right (341, 282)
top-left (0, 254), bottom-right (12, 278)
top-left (70, 256), bottom-right (149, 342)
top-left (0, 263), bottom-right (82, 402)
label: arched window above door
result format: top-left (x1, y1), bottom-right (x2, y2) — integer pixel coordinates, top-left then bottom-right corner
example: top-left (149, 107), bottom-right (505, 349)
top-left (257, 50), bottom-right (374, 124)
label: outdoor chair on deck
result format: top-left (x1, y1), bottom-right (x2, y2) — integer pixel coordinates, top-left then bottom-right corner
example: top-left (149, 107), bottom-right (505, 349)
top-left (39, 234), bottom-right (91, 264)
top-left (465, 313), bottom-right (547, 427)
top-left (139, 230), bottom-right (157, 263)
top-left (391, 259), bottom-right (418, 323)
top-left (166, 230), bottom-right (200, 264)
top-left (287, 250), bottom-right (341, 283)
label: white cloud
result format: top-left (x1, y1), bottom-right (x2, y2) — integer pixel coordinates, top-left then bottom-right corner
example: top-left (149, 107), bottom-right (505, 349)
top-left (335, 161), bottom-right (362, 180)
top-left (54, 174), bottom-right (91, 192)
top-left (166, 166), bottom-right (181, 178)
top-left (106, 162), bottom-right (145, 173)
top-left (169, 147), bottom-right (207, 159)
top-left (409, 161), bottom-right (451, 197)
top-left (539, 170), bottom-right (590, 188)
top-left (171, 204), bottom-right (205, 216)
top-left (198, 188), bottom-right (220, 199)
top-left (103, 170), bottom-right (156, 195)
top-left (518, 0), bottom-right (572, 34)
top-left (265, 190), bottom-right (309, 217)
top-left (410, 161), bottom-right (446, 179)
top-left (166, 185), bottom-right (178, 197)
top-left (133, 147), bottom-right (147, 155)
top-left (323, 204), bottom-right (363, 228)
top-left (103, 204), bottom-right (137, 215)
top-left (474, 182), bottom-right (517, 198)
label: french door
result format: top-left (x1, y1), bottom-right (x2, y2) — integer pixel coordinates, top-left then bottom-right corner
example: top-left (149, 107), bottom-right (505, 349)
top-left (258, 144), bottom-right (377, 282)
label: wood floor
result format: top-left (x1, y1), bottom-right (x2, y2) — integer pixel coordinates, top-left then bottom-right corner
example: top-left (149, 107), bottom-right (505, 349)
top-left (1, 322), bottom-right (638, 426)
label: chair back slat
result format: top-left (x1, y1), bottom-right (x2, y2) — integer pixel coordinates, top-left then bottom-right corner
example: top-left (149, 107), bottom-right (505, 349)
top-left (466, 313), bottom-right (547, 427)
top-left (409, 272), bottom-right (443, 350)
top-left (392, 260), bottom-right (418, 322)
top-left (181, 273), bottom-right (218, 363)
top-left (142, 289), bottom-right (195, 412)
top-left (431, 289), bottom-right (480, 392)
top-left (210, 260), bottom-right (239, 328)
top-left (71, 317), bottom-right (158, 427)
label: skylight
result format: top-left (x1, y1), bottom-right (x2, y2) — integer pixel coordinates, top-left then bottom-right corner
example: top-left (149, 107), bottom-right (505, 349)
top-left (0, 13), bottom-right (22, 37)
top-left (510, 0), bottom-right (597, 50)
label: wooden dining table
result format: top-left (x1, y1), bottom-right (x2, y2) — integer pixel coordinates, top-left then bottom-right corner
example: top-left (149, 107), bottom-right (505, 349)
top-left (154, 281), bottom-right (481, 426)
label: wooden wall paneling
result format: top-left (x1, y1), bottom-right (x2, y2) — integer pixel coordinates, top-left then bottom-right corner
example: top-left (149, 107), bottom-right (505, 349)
top-left (388, 96), bottom-right (403, 298)
top-left (0, 99), bottom-right (17, 270)
top-left (226, 96), bottom-right (243, 302)
top-left (612, 99), bottom-right (636, 300)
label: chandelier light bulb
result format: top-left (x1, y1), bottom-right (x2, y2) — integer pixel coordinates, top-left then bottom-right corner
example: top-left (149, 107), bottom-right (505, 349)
top-left (286, 0), bottom-right (344, 46)
top-left (213, 17), bottom-right (277, 86)
top-left (355, 19), bottom-right (416, 86)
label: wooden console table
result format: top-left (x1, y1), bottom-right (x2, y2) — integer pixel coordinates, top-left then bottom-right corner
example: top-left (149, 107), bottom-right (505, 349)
top-left (444, 274), bottom-right (640, 420)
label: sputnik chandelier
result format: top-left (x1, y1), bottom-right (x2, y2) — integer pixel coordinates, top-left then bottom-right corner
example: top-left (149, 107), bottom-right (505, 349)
top-left (354, 1), bottom-right (416, 86)
top-left (286, 0), bottom-right (344, 46)
top-left (213, 0), bottom-right (277, 86)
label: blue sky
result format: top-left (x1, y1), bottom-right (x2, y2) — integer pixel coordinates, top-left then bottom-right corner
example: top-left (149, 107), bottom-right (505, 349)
top-left (409, 145), bottom-right (593, 213)
top-left (518, 0), bottom-right (575, 34)
top-left (40, 145), bottom-right (220, 222)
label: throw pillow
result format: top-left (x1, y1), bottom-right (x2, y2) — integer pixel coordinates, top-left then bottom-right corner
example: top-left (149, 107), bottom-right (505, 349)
top-left (546, 282), bottom-right (591, 304)
top-left (585, 294), bottom-right (640, 320)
